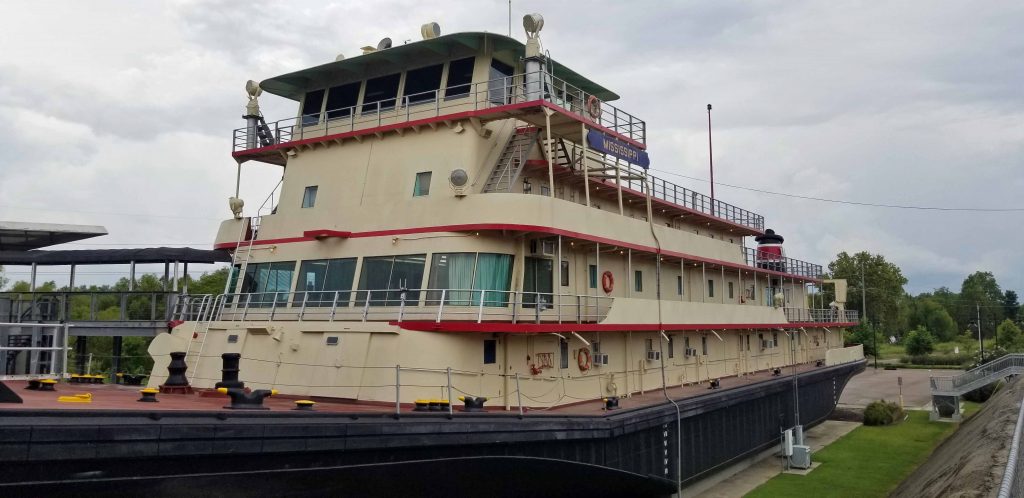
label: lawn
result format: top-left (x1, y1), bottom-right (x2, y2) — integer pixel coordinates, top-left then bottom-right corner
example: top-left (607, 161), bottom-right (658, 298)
top-left (745, 409), bottom-right (973, 498)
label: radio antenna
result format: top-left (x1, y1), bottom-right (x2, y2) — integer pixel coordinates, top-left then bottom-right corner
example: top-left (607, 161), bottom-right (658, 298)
top-left (508, 0), bottom-right (512, 36)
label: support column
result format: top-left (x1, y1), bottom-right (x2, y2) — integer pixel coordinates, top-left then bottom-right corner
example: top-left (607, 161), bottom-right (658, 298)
top-left (164, 262), bottom-right (170, 290)
top-left (172, 261), bottom-right (180, 292)
top-left (581, 123), bottom-right (591, 207)
top-left (626, 249), bottom-right (632, 298)
top-left (75, 336), bottom-right (87, 375)
top-left (721, 265), bottom-right (726, 304)
top-left (183, 262), bottom-right (189, 294)
top-left (69, 264), bottom-right (76, 289)
top-left (111, 336), bottom-right (123, 383)
top-left (681, 259), bottom-right (685, 302)
top-left (544, 109), bottom-right (555, 199)
top-left (30, 263), bottom-right (37, 292)
top-left (702, 262), bottom-right (707, 303)
top-left (129, 261), bottom-right (136, 290)
top-left (615, 159), bottom-right (624, 215)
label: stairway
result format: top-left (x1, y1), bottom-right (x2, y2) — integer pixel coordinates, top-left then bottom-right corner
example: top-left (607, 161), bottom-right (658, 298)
top-left (483, 127), bottom-right (540, 193)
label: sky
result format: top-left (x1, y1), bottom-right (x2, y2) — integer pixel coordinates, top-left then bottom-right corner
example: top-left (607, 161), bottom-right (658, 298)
top-left (0, 0), bottom-right (1021, 295)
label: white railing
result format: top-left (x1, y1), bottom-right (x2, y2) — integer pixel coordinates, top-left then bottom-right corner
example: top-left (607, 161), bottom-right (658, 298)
top-left (999, 394), bottom-right (1024, 498)
top-left (176, 289), bottom-right (613, 324)
top-left (825, 344), bottom-right (864, 366)
top-left (0, 322), bottom-right (70, 380)
top-left (931, 353), bottom-right (1024, 396)
top-left (784, 308), bottom-right (859, 323)
top-left (233, 70), bottom-right (646, 152)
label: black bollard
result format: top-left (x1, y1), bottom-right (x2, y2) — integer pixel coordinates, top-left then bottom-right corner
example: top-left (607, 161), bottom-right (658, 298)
top-left (215, 353), bottom-right (245, 389)
top-left (159, 351), bottom-right (194, 394)
top-left (218, 387), bottom-right (277, 410)
top-left (603, 396), bottom-right (620, 410)
top-left (459, 396), bottom-right (489, 412)
top-left (138, 388), bottom-right (159, 402)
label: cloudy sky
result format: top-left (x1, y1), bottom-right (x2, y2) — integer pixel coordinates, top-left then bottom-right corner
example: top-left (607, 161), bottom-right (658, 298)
top-left (1, 0), bottom-right (1021, 294)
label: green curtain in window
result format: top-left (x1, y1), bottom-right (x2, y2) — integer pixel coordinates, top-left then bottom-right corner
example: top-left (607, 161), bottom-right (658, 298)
top-left (475, 254), bottom-right (513, 306)
top-left (446, 253), bottom-right (477, 305)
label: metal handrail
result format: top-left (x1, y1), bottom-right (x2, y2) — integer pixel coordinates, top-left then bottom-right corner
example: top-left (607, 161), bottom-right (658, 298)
top-left (783, 308), bottom-right (859, 323)
top-left (179, 289), bottom-right (614, 325)
top-left (930, 353), bottom-right (1024, 395)
top-left (232, 70), bottom-right (646, 152)
top-left (999, 393), bottom-right (1024, 497)
top-left (1, 291), bottom-right (179, 322)
top-left (742, 247), bottom-right (823, 280)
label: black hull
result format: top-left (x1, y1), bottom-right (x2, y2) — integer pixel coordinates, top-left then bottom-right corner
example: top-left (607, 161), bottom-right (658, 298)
top-left (0, 361), bottom-right (864, 497)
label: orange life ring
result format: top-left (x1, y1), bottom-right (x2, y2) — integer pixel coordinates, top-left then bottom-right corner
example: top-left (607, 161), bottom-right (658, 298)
top-left (586, 95), bottom-right (602, 120)
top-left (601, 271), bottom-right (614, 294)
top-left (577, 347), bottom-right (592, 371)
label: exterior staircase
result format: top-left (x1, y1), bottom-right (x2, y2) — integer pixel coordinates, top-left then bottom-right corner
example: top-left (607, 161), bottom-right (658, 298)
top-left (482, 127), bottom-right (540, 193)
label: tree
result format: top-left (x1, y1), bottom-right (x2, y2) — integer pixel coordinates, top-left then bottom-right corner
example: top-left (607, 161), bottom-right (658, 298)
top-left (826, 251), bottom-right (909, 333)
top-left (904, 327), bottom-right (936, 356)
top-left (1004, 290), bottom-right (1021, 324)
top-left (907, 297), bottom-right (958, 342)
top-left (959, 272), bottom-right (1004, 337)
top-left (0, 265), bottom-right (8, 290)
top-left (996, 319), bottom-right (1024, 351)
top-left (845, 324), bottom-right (883, 357)
top-left (7, 280), bottom-right (58, 292)
top-left (182, 268), bottom-right (230, 295)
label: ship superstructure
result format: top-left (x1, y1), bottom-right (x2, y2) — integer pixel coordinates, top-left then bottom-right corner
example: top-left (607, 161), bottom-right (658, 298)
top-left (149, 17), bottom-right (861, 409)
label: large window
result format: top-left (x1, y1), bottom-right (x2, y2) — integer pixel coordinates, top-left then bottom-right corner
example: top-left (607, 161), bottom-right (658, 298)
top-left (488, 59), bottom-right (514, 105)
top-left (427, 252), bottom-right (513, 306)
top-left (634, 270), bottom-right (643, 292)
top-left (301, 89), bottom-right (325, 126)
top-left (325, 82), bottom-right (361, 120)
top-left (361, 73), bottom-right (401, 114)
top-left (444, 57), bottom-right (475, 100)
top-left (295, 258), bottom-right (356, 306)
top-left (241, 261), bottom-right (296, 306)
top-left (403, 64), bottom-right (444, 104)
top-left (588, 264), bottom-right (597, 289)
top-left (357, 254), bottom-right (426, 306)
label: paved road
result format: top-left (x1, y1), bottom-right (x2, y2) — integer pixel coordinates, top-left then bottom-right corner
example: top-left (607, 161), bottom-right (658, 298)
top-left (838, 367), bottom-right (963, 409)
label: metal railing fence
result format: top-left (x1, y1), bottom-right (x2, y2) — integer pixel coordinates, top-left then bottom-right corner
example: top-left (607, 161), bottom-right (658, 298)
top-left (1, 291), bottom-right (179, 322)
top-left (784, 308), bottom-right (859, 323)
top-left (742, 248), bottom-right (823, 280)
top-left (999, 393), bottom-right (1024, 497)
top-left (175, 289), bottom-right (614, 325)
top-left (233, 70), bottom-right (646, 152)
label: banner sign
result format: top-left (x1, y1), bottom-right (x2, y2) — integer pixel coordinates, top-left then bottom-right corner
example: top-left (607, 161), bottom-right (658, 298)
top-left (587, 129), bottom-right (650, 169)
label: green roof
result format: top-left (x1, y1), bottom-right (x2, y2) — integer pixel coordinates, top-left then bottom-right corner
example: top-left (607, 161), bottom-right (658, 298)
top-left (259, 32), bottom-right (619, 102)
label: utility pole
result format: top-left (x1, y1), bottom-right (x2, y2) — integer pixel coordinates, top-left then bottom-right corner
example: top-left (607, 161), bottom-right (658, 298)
top-left (860, 260), bottom-right (875, 369)
top-left (978, 303), bottom-right (984, 363)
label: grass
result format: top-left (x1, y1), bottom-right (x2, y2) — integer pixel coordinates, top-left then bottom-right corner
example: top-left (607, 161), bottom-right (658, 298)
top-left (745, 411), bottom-right (966, 498)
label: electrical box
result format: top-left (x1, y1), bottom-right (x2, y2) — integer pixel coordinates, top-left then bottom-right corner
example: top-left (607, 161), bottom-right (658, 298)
top-left (790, 445), bottom-right (812, 469)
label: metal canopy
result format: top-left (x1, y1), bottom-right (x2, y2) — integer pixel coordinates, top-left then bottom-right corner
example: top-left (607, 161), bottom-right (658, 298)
top-left (0, 221), bottom-right (107, 251)
top-left (0, 247), bottom-right (230, 266)
top-left (260, 32), bottom-right (620, 102)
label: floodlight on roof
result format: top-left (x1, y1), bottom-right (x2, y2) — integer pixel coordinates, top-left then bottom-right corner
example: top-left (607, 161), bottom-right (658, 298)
top-left (335, 53), bottom-right (345, 61)
top-left (421, 22), bottom-right (441, 39)
top-left (523, 13), bottom-right (544, 38)
top-left (245, 80), bottom-right (262, 98)
top-left (377, 37), bottom-right (393, 50)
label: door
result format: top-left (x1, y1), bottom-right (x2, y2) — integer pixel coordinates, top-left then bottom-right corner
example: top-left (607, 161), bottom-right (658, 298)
top-left (523, 257), bottom-right (553, 309)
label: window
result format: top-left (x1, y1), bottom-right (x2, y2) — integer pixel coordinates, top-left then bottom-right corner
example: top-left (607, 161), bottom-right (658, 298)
top-left (540, 184), bottom-right (550, 196)
top-left (488, 59), bottom-right (514, 104)
top-left (241, 261), bottom-right (296, 307)
top-left (701, 336), bottom-right (708, 355)
top-left (301, 186), bottom-right (318, 208)
top-left (560, 340), bottom-right (569, 369)
top-left (667, 336), bottom-right (674, 358)
top-left (588, 265), bottom-right (597, 289)
top-left (684, 337), bottom-right (690, 354)
top-left (728, 281), bottom-right (734, 299)
top-left (676, 275), bottom-right (683, 295)
top-left (403, 64), bottom-right (444, 104)
top-left (592, 341), bottom-right (601, 354)
top-left (444, 57), bottom-right (475, 99)
top-left (361, 73), bottom-right (401, 114)
top-left (295, 258), bottom-right (357, 306)
top-left (560, 261), bottom-right (569, 287)
top-left (413, 172), bottom-right (432, 196)
top-left (707, 279), bottom-right (715, 298)
top-left (356, 254), bottom-right (426, 306)
top-left (426, 252), bottom-right (514, 306)
top-left (745, 335), bottom-right (751, 351)
top-left (227, 264), bottom-right (241, 294)
top-left (483, 339), bottom-right (497, 364)
top-left (523, 257), bottom-right (553, 308)
top-left (227, 334), bottom-right (238, 344)
top-left (301, 89), bottom-right (325, 126)
top-left (773, 332), bottom-right (779, 347)
top-left (324, 82), bottom-right (361, 120)
top-left (326, 336), bottom-right (340, 346)
top-left (634, 271), bottom-right (643, 292)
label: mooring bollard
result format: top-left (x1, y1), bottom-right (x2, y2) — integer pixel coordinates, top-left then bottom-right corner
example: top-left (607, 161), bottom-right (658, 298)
top-left (138, 388), bottom-right (159, 403)
top-left (218, 387), bottom-right (277, 410)
top-left (215, 353), bottom-right (244, 389)
top-left (293, 400), bottom-right (315, 411)
top-left (459, 396), bottom-right (488, 412)
top-left (159, 351), bottom-right (194, 394)
top-left (603, 396), bottom-right (620, 410)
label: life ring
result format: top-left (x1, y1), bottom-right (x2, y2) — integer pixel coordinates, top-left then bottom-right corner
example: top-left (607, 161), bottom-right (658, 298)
top-left (577, 347), bottom-right (592, 371)
top-left (601, 271), bottom-right (614, 294)
top-left (586, 95), bottom-right (602, 120)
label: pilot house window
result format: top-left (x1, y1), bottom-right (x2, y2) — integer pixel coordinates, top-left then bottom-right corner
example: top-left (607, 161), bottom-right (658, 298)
top-left (324, 82), bottom-right (361, 120)
top-left (361, 73), bottom-right (401, 114)
top-left (404, 64), bottom-right (444, 104)
top-left (445, 57), bottom-right (475, 100)
top-left (301, 89), bottom-right (325, 126)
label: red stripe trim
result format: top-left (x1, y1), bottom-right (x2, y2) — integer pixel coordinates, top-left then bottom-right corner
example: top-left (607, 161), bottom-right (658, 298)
top-left (215, 223), bottom-right (820, 282)
top-left (232, 100), bottom-right (645, 160)
top-left (390, 321), bottom-right (858, 333)
top-left (303, 229), bottom-right (352, 239)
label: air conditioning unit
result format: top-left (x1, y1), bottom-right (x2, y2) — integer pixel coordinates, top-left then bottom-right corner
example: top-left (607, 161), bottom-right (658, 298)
top-left (790, 445), bottom-right (812, 469)
top-left (684, 348), bottom-right (697, 357)
top-left (761, 340), bottom-right (771, 350)
top-left (593, 353), bottom-right (609, 366)
top-left (530, 238), bottom-right (556, 256)
top-left (646, 351), bottom-right (661, 361)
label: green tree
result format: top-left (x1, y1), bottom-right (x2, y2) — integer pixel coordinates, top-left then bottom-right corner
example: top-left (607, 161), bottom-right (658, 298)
top-left (844, 324), bottom-right (883, 357)
top-left (826, 251), bottom-right (909, 333)
top-left (181, 267), bottom-right (230, 295)
top-left (1004, 290), bottom-right (1021, 324)
top-left (904, 327), bottom-right (935, 356)
top-left (906, 297), bottom-right (958, 342)
top-left (959, 272), bottom-right (1004, 337)
top-left (7, 280), bottom-right (58, 292)
top-left (0, 265), bottom-right (8, 290)
top-left (996, 319), bottom-right (1024, 351)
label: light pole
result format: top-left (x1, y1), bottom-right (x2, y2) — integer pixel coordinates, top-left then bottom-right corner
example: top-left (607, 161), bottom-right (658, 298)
top-left (860, 260), bottom-right (874, 369)
top-left (707, 104), bottom-right (715, 212)
top-left (977, 303), bottom-right (984, 363)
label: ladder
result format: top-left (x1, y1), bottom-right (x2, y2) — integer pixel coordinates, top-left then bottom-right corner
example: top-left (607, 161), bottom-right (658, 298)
top-left (483, 127), bottom-right (541, 192)
top-left (183, 294), bottom-right (221, 383)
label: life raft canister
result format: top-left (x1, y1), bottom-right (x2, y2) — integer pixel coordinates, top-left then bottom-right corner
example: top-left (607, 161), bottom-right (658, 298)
top-left (578, 347), bottom-right (592, 371)
top-left (601, 271), bottom-right (614, 294)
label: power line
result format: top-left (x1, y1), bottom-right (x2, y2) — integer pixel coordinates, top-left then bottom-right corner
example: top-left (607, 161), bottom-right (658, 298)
top-left (649, 168), bottom-right (1024, 212)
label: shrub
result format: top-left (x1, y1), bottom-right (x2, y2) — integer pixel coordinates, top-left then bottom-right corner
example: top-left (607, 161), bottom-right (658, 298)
top-left (904, 327), bottom-right (935, 356)
top-left (899, 353), bottom-right (970, 366)
top-left (863, 400), bottom-right (903, 426)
